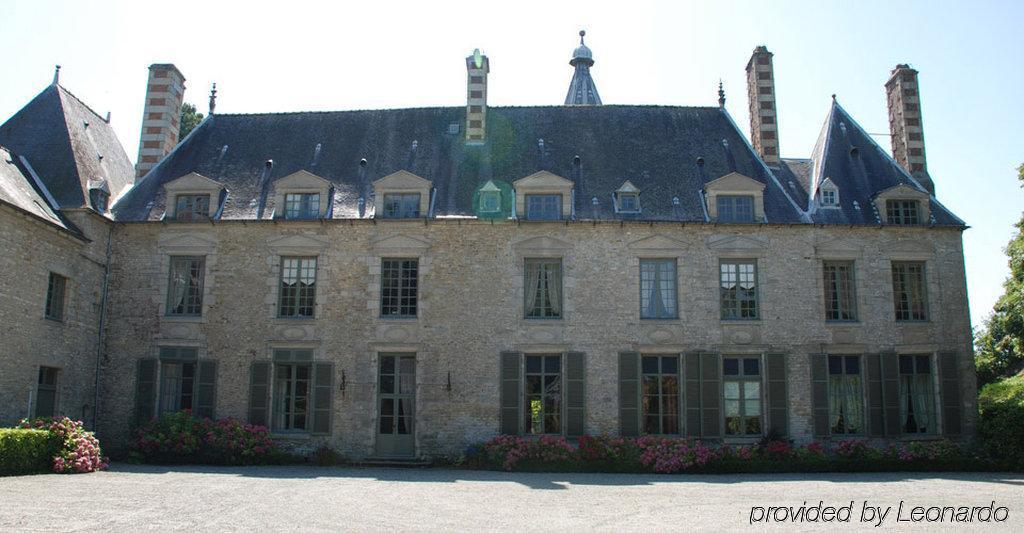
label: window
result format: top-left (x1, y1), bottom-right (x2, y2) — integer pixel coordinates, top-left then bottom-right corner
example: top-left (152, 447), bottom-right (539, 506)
top-left (158, 347), bottom-right (198, 415)
top-left (886, 199), bottom-right (920, 225)
top-left (642, 356), bottom-right (679, 434)
top-left (892, 261), bottom-right (928, 321)
top-left (723, 356), bottom-right (762, 436)
top-left (35, 367), bottom-right (59, 417)
top-left (823, 261), bottom-right (857, 321)
top-left (525, 194), bottom-right (561, 220)
top-left (821, 189), bottom-right (837, 207)
top-left (382, 193), bottom-right (421, 218)
top-left (174, 194), bottom-right (211, 221)
top-left (274, 359), bottom-right (311, 432)
top-left (618, 193), bottom-right (639, 213)
top-left (480, 191), bottom-right (500, 213)
top-left (720, 260), bottom-right (758, 320)
top-left (283, 193), bottom-right (320, 220)
top-left (525, 259), bottom-right (562, 319)
top-left (90, 189), bottom-right (109, 213)
top-left (278, 257), bottom-right (317, 318)
top-left (716, 195), bottom-right (755, 222)
top-left (524, 355), bottom-right (561, 434)
top-left (828, 355), bottom-right (863, 434)
top-left (899, 355), bottom-right (935, 434)
top-left (167, 256), bottom-right (205, 316)
top-left (758, 86), bottom-right (772, 95)
top-left (45, 272), bottom-right (66, 321)
top-left (640, 259), bottom-right (677, 319)
top-left (381, 259), bottom-right (418, 318)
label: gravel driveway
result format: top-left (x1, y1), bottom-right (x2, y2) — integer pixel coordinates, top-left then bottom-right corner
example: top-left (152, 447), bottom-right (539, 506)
top-left (1, 465), bottom-right (1021, 531)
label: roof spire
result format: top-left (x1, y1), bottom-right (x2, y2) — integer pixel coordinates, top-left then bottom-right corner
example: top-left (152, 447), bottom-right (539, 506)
top-left (209, 83), bottom-right (217, 115)
top-left (579, 29), bottom-right (586, 45)
top-left (52, 65), bottom-right (60, 85)
top-left (565, 29), bottom-right (602, 106)
top-left (718, 79), bottom-right (726, 107)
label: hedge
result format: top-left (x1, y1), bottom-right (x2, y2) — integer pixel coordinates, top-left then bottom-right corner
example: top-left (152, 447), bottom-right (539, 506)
top-left (129, 410), bottom-right (281, 465)
top-left (0, 429), bottom-right (59, 476)
top-left (978, 374), bottom-right (1024, 467)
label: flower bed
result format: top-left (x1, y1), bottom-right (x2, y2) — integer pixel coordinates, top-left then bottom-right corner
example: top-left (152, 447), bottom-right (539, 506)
top-left (129, 410), bottom-right (279, 465)
top-left (9, 417), bottom-right (108, 475)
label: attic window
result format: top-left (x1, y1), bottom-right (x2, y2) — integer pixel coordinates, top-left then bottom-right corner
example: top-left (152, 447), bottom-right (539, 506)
top-left (821, 189), bottom-right (838, 207)
top-left (886, 199), bottom-right (920, 225)
top-left (448, 123), bottom-right (460, 135)
top-left (618, 193), bottom-right (639, 213)
top-left (90, 189), bottom-right (109, 214)
top-left (716, 195), bottom-right (755, 223)
top-left (480, 191), bottom-right (501, 213)
top-left (175, 194), bottom-right (211, 221)
top-left (284, 193), bottom-right (320, 220)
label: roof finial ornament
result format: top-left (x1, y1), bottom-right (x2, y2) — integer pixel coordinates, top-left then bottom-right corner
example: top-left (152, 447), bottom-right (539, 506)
top-left (831, 93), bottom-right (836, 101)
top-left (52, 65), bottom-right (61, 85)
top-left (579, 29), bottom-right (586, 45)
top-left (209, 83), bottom-right (217, 115)
top-left (718, 79), bottom-right (726, 107)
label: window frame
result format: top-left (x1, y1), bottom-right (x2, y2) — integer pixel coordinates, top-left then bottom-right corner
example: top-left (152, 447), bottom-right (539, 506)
top-left (380, 258), bottom-right (419, 318)
top-left (524, 258), bottom-right (563, 320)
top-left (617, 192), bottom-right (640, 214)
top-left (885, 199), bottom-right (921, 225)
top-left (822, 260), bottom-right (858, 322)
top-left (271, 350), bottom-right (314, 433)
top-left (283, 192), bottom-right (321, 220)
top-left (277, 256), bottom-right (318, 319)
top-left (166, 256), bottom-right (206, 317)
top-left (640, 355), bottom-right (681, 435)
top-left (898, 354), bottom-right (937, 435)
top-left (524, 194), bottom-right (562, 221)
top-left (523, 354), bottom-right (563, 435)
top-left (639, 258), bottom-right (678, 320)
top-left (827, 355), bottom-right (865, 435)
top-left (174, 194), bottom-right (212, 221)
top-left (716, 195), bottom-right (756, 223)
top-left (44, 272), bottom-right (67, 321)
top-left (892, 261), bottom-right (929, 322)
top-left (719, 259), bottom-right (759, 320)
top-left (382, 193), bottom-right (422, 219)
top-left (157, 347), bottom-right (199, 415)
top-left (722, 355), bottom-right (764, 438)
top-left (820, 188), bottom-right (838, 207)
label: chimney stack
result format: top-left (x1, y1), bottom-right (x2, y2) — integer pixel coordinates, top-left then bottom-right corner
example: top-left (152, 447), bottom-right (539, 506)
top-left (885, 64), bottom-right (933, 194)
top-left (465, 49), bottom-right (489, 145)
top-left (745, 46), bottom-right (780, 166)
top-left (136, 64), bottom-right (185, 177)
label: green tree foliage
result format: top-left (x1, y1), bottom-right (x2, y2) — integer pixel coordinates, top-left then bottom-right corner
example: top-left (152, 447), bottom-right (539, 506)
top-left (178, 102), bottom-right (204, 142)
top-left (975, 164), bottom-right (1024, 385)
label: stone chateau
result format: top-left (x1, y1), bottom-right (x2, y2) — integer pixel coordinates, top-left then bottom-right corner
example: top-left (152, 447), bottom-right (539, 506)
top-left (0, 32), bottom-right (974, 458)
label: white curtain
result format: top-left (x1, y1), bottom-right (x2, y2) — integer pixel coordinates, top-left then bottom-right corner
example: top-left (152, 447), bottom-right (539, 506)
top-left (525, 262), bottom-right (542, 316)
top-left (169, 260), bottom-right (188, 311)
top-left (545, 263), bottom-right (561, 316)
top-left (845, 375), bottom-right (863, 432)
top-left (912, 375), bottom-right (932, 432)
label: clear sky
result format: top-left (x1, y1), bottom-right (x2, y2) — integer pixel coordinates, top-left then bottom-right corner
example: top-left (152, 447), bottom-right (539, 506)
top-left (2, 0), bottom-right (1022, 330)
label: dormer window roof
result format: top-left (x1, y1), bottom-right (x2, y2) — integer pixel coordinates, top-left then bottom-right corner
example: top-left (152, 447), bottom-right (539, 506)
top-left (703, 171), bottom-right (766, 223)
top-left (513, 171), bottom-right (574, 220)
top-left (614, 180), bottom-right (641, 214)
top-left (272, 170), bottom-right (332, 220)
top-left (873, 184), bottom-right (930, 226)
top-left (373, 170), bottom-right (433, 219)
top-left (163, 172), bottom-right (225, 221)
top-left (818, 177), bottom-right (839, 208)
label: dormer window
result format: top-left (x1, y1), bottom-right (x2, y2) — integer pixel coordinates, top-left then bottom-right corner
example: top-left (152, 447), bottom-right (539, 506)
top-left (821, 189), bottom-right (837, 207)
top-left (284, 193), bottom-right (320, 220)
top-left (703, 172), bottom-right (766, 223)
top-left (480, 190), bottom-right (500, 213)
top-left (618, 193), bottom-right (639, 213)
top-left (90, 189), bottom-right (110, 213)
top-left (716, 195), bottom-right (755, 222)
top-left (513, 171), bottom-right (573, 221)
top-left (175, 194), bottom-right (211, 221)
top-left (525, 194), bottom-right (561, 220)
top-left (383, 193), bottom-right (421, 218)
top-left (886, 199), bottom-right (920, 225)
top-left (373, 170), bottom-right (433, 220)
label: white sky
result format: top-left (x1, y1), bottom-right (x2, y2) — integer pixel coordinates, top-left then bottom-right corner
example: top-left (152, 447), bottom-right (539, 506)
top-left (2, 0), bottom-right (1022, 330)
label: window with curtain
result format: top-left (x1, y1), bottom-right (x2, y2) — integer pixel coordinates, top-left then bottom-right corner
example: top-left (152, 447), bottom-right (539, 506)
top-left (380, 259), bottom-right (419, 317)
top-left (525, 194), bottom-right (561, 220)
top-left (640, 259), bottom-right (677, 319)
top-left (642, 356), bottom-right (679, 435)
top-left (157, 347), bottom-right (199, 415)
top-left (524, 354), bottom-right (561, 434)
top-left (174, 194), bottom-right (211, 221)
top-left (723, 356), bottom-right (762, 436)
top-left (166, 256), bottom-right (205, 316)
top-left (720, 260), bottom-right (758, 320)
top-left (899, 354), bottom-right (935, 434)
top-left (283, 193), bottom-right (320, 219)
top-left (716, 195), bottom-right (755, 222)
top-left (524, 259), bottom-right (562, 319)
top-left (892, 261), bottom-right (928, 321)
top-left (278, 257), bottom-right (317, 318)
top-left (823, 261), bottom-right (857, 321)
top-left (827, 355), bottom-right (863, 434)
top-left (382, 193), bottom-right (421, 218)
top-left (273, 362), bottom-right (311, 431)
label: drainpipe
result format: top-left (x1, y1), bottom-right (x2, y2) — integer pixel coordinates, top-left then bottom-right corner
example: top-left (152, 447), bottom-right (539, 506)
top-left (92, 221), bottom-right (114, 430)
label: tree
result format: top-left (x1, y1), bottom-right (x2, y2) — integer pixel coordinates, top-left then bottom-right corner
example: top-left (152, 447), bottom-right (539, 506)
top-left (975, 163), bottom-right (1024, 385)
top-left (178, 103), bottom-right (204, 142)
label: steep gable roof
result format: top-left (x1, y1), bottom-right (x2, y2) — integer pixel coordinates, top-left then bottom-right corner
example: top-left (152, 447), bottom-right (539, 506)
top-left (0, 146), bottom-right (74, 233)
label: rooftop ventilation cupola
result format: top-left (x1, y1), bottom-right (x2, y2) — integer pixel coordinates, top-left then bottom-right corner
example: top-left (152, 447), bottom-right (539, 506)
top-left (565, 30), bottom-right (602, 106)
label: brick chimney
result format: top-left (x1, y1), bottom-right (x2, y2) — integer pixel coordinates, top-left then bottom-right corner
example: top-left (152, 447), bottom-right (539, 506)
top-left (136, 64), bottom-right (185, 177)
top-left (745, 46), bottom-right (780, 166)
top-left (885, 64), bottom-right (933, 194)
top-left (465, 49), bottom-right (489, 145)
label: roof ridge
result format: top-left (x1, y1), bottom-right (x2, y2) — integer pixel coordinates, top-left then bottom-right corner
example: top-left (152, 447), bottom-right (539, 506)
top-left (209, 103), bottom-right (722, 118)
top-left (55, 84), bottom-right (109, 123)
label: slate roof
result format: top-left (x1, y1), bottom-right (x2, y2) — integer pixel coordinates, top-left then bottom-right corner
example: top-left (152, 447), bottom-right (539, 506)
top-left (0, 146), bottom-right (74, 233)
top-left (0, 84), bottom-right (135, 210)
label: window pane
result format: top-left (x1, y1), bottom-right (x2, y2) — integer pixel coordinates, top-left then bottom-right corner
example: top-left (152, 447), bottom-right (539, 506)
top-left (724, 381), bottom-right (740, 400)
top-left (823, 261), bottom-right (857, 321)
top-left (845, 356), bottom-right (860, 375)
top-left (284, 193), bottom-right (320, 220)
top-left (381, 259), bottom-right (418, 317)
top-left (523, 354), bottom-right (562, 434)
top-left (723, 358), bottom-right (739, 376)
top-left (717, 195), bottom-right (755, 222)
top-left (660, 356), bottom-right (678, 375)
top-left (892, 262), bottom-right (927, 321)
top-left (524, 259), bottom-right (562, 319)
top-left (640, 259), bottom-right (677, 319)
top-left (828, 355), bottom-right (843, 375)
top-left (525, 194), bottom-right (561, 220)
top-left (383, 194), bottom-right (421, 218)
top-left (167, 257), bottom-right (204, 316)
top-left (721, 261), bottom-right (757, 319)
top-left (175, 195), bottom-right (211, 221)
top-left (279, 257), bottom-right (316, 317)
top-left (45, 273), bottom-right (66, 320)
top-left (743, 358), bottom-right (760, 376)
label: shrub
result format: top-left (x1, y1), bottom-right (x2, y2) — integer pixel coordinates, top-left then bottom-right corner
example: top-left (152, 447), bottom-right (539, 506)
top-left (978, 374), bottom-right (1024, 466)
top-left (636, 436), bottom-right (715, 473)
top-left (15, 417), bottom-right (108, 474)
top-left (481, 435), bottom-right (576, 471)
top-left (130, 410), bottom-right (278, 465)
top-left (0, 428), bottom-right (59, 476)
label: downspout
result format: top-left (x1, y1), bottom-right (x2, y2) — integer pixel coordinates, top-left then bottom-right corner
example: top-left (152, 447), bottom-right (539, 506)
top-left (92, 221), bottom-right (114, 430)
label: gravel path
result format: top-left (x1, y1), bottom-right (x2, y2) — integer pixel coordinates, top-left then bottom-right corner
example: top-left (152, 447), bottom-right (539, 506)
top-left (1, 465), bottom-right (1021, 531)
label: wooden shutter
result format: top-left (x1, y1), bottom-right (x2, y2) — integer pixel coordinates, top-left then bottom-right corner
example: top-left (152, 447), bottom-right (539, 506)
top-left (618, 352), bottom-right (640, 437)
top-left (565, 351), bottom-right (586, 437)
top-left (194, 360), bottom-right (217, 419)
top-left (765, 352), bottom-right (788, 437)
top-left (699, 351), bottom-right (722, 439)
top-left (312, 362), bottom-right (334, 435)
top-left (938, 352), bottom-right (962, 436)
top-left (248, 361), bottom-right (271, 427)
top-left (880, 352), bottom-right (901, 436)
top-left (499, 352), bottom-right (522, 435)
top-left (134, 358), bottom-right (157, 425)
top-left (684, 352), bottom-right (701, 437)
top-left (865, 353), bottom-right (885, 437)
top-left (809, 354), bottom-right (830, 437)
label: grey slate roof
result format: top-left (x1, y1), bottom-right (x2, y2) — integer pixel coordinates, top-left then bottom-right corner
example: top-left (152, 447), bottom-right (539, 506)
top-left (0, 84), bottom-right (135, 210)
top-left (0, 146), bottom-right (73, 232)
top-left (112, 105), bottom-right (810, 223)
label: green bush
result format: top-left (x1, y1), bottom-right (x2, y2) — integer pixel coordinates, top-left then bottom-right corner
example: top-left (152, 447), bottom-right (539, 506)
top-left (130, 410), bottom-right (280, 465)
top-left (978, 374), bottom-right (1024, 467)
top-left (0, 428), bottom-right (59, 476)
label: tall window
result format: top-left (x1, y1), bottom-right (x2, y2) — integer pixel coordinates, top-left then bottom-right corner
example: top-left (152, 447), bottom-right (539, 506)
top-left (524, 354), bottom-right (561, 434)
top-left (284, 193), bottom-right (320, 220)
top-left (381, 259), bottom-right (418, 318)
top-left (886, 199), bottom-right (920, 225)
top-left (167, 256), bottom-right (205, 316)
top-left (640, 259), bottom-right (677, 319)
top-left (642, 356), bottom-right (679, 435)
top-left (723, 356), bottom-right (762, 436)
top-left (524, 259), bottom-right (562, 319)
top-left (892, 261), bottom-right (928, 321)
top-left (158, 347), bottom-right (198, 415)
top-left (45, 272), bottom-right (66, 321)
top-left (274, 360), bottom-right (311, 432)
top-left (828, 355), bottom-right (863, 434)
top-left (35, 367), bottom-right (59, 417)
top-left (720, 260), bottom-right (758, 320)
top-left (823, 261), bottom-right (857, 321)
top-left (899, 355), bottom-right (935, 434)
top-left (717, 195), bottom-right (755, 222)
top-left (525, 194), bottom-right (561, 220)
top-left (174, 194), bottom-right (211, 221)
top-left (383, 193), bottom-right (421, 218)
top-left (278, 257), bottom-right (317, 318)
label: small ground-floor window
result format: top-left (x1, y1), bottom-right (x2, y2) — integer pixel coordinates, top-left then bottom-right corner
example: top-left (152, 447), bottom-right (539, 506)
top-left (524, 354), bottom-right (561, 434)
top-left (35, 366), bottom-right (59, 417)
top-left (828, 355), bottom-right (863, 434)
top-left (899, 354), bottom-right (935, 434)
top-left (723, 356), bottom-right (762, 436)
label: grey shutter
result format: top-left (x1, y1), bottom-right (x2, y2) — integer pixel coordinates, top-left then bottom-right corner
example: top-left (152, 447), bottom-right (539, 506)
top-left (700, 351), bottom-right (722, 439)
top-left (880, 351), bottom-right (901, 436)
top-left (684, 352), bottom-right (701, 437)
top-left (765, 352), bottom-right (788, 437)
top-left (312, 362), bottom-right (334, 435)
top-left (248, 361), bottom-right (271, 427)
top-left (865, 353), bottom-right (885, 437)
top-left (134, 358), bottom-right (158, 425)
top-left (809, 354), bottom-right (830, 437)
top-left (499, 352), bottom-right (522, 435)
top-left (938, 352), bottom-right (962, 436)
top-left (618, 352), bottom-right (640, 437)
top-left (195, 360), bottom-right (217, 419)
top-left (565, 351), bottom-right (586, 437)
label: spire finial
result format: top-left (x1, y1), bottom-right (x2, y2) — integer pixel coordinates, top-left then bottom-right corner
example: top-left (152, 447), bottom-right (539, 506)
top-left (831, 93), bottom-right (836, 101)
top-left (52, 65), bottom-right (61, 85)
top-left (579, 29), bottom-right (586, 45)
top-left (718, 79), bottom-right (726, 107)
top-left (208, 82), bottom-right (217, 115)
